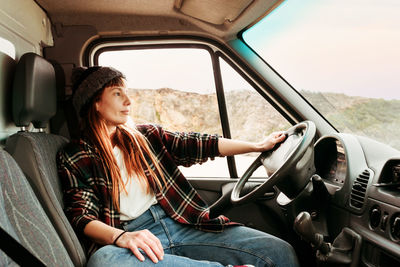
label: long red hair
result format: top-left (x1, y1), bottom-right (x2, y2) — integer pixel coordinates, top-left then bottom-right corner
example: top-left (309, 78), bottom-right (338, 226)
top-left (82, 77), bottom-right (165, 210)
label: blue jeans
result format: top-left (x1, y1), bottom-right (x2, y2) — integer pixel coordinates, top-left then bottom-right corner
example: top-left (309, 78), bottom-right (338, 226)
top-left (88, 204), bottom-right (299, 267)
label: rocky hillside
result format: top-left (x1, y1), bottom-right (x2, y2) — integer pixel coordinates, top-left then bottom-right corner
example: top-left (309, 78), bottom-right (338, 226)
top-left (128, 88), bottom-right (291, 143)
top-left (301, 91), bottom-right (400, 149)
top-left (128, 88), bottom-right (222, 134)
top-left (128, 88), bottom-right (400, 149)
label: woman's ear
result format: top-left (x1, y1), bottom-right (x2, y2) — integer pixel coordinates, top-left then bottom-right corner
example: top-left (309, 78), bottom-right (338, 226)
top-left (95, 101), bottom-right (100, 111)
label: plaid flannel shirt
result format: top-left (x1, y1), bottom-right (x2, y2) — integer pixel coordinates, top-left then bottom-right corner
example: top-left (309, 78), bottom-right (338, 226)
top-left (57, 124), bottom-right (238, 255)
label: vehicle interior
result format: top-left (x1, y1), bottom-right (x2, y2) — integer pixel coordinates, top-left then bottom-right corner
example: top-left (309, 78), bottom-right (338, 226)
top-left (1, 0), bottom-right (400, 266)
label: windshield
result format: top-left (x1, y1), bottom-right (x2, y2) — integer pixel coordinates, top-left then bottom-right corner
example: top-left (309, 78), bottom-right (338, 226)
top-left (243, 0), bottom-right (400, 150)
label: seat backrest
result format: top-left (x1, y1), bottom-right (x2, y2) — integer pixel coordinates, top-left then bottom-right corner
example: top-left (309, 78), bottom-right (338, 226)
top-left (0, 148), bottom-right (74, 266)
top-left (5, 53), bottom-right (86, 266)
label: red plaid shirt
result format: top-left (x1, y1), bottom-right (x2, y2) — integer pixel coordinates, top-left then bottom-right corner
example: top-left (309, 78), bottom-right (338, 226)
top-left (57, 124), bottom-right (238, 255)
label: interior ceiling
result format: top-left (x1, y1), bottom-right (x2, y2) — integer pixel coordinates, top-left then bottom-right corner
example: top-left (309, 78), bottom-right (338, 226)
top-left (35, 0), bottom-right (281, 40)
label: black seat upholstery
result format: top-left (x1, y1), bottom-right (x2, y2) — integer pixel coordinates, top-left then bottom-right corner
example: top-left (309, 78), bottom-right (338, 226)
top-left (5, 53), bottom-right (86, 266)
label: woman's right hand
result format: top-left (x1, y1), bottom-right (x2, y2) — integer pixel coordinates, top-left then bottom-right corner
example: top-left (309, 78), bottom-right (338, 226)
top-left (114, 229), bottom-right (164, 263)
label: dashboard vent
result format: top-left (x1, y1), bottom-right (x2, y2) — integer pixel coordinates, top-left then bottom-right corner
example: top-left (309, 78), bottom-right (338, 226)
top-left (350, 170), bottom-right (370, 209)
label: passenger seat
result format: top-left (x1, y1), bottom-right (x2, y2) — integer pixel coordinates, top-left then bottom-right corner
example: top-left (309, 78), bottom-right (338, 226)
top-left (0, 148), bottom-right (74, 266)
top-left (5, 53), bottom-right (86, 266)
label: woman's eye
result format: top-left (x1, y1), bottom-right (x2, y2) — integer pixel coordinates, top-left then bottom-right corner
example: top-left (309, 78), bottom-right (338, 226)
top-left (114, 92), bottom-right (121, 96)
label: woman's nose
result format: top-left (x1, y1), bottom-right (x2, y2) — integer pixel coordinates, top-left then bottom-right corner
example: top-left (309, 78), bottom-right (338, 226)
top-left (124, 94), bottom-right (131, 105)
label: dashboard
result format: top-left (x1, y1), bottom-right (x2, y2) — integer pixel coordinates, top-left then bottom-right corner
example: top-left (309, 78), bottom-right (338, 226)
top-left (313, 133), bottom-right (400, 266)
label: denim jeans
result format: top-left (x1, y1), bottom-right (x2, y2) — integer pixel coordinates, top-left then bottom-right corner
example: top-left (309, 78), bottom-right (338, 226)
top-left (87, 204), bottom-right (299, 267)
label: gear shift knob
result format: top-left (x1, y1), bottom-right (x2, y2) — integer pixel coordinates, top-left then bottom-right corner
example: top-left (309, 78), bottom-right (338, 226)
top-left (294, 211), bottom-right (330, 254)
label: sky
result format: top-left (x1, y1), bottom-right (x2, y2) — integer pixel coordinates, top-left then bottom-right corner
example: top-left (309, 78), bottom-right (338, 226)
top-left (243, 0), bottom-right (400, 100)
top-left (0, 37), bottom-right (15, 59)
top-left (99, 0), bottom-right (400, 100)
top-left (99, 48), bottom-right (253, 94)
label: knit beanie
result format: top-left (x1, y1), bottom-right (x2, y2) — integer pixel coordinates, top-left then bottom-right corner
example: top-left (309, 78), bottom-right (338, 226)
top-left (71, 66), bottom-right (125, 117)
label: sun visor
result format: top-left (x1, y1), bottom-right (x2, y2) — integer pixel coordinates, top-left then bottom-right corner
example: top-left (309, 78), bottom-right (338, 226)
top-left (174, 0), bottom-right (254, 25)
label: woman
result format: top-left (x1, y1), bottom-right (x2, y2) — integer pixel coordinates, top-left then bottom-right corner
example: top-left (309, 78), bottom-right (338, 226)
top-left (57, 66), bottom-right (299, 267)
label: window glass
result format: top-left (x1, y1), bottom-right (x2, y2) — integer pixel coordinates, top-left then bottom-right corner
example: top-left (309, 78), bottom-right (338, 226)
top-left (243, 0), bottom-right (400, 150)
top-left (0, 36), bottom-right (15, 59)
top-left (98, 48), bottom-right (229, 177)
top-left (219, 58), bottom-right (290, 177)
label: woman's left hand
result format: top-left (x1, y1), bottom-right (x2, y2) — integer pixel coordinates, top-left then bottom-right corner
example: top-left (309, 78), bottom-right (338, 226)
top-left (254, 131), bottom-right (287, 152)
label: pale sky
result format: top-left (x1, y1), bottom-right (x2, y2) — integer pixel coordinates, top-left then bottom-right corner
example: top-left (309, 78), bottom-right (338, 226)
top-left (100, 49), bottom-right (221, 94)
top-left (100, 0), bottom-right (400, 100)
top-left (99, 48), bottom-right (254, 94)
top-left (244, 0), bottom-right (400, 100)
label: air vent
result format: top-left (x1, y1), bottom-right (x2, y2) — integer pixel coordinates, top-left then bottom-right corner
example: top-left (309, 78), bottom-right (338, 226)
top-left (350, 170), bottom-right (370, 209)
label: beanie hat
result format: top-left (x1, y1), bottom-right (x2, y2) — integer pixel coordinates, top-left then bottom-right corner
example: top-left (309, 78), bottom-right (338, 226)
top-left (71, 66), bottom-right (125, 117)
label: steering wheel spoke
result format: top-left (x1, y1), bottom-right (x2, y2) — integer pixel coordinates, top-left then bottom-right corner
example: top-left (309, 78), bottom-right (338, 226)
top-left (231, 153), bottom-right (264, 203)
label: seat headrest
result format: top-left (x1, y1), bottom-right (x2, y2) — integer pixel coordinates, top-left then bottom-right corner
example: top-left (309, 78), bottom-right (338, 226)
top-left (12, 53), bottom-right (56, 129)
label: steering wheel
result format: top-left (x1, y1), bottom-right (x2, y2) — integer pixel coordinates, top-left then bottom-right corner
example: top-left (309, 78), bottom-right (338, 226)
top-left (231, 120), bottom-right (316, 205)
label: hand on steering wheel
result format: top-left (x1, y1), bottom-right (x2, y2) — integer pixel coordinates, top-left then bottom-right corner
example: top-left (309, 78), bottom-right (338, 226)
top-left (231, 121), bottom-right (316, 205)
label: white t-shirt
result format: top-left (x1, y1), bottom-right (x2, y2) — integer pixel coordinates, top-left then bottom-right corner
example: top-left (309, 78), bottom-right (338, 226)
top-left (113, 146), bottom-right (157, 221)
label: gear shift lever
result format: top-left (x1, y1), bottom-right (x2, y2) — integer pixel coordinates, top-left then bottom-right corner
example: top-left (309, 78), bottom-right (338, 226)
top-left (294, 211), bottom-right (330, 255)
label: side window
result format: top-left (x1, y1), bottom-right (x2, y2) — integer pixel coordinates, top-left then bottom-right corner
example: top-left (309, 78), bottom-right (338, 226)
top-left (0, 37), bottom-right (15, 59)
top-left (219, 57), bottom-right (291, 177)
top-left (98, 48), bottom-right (229, 177)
